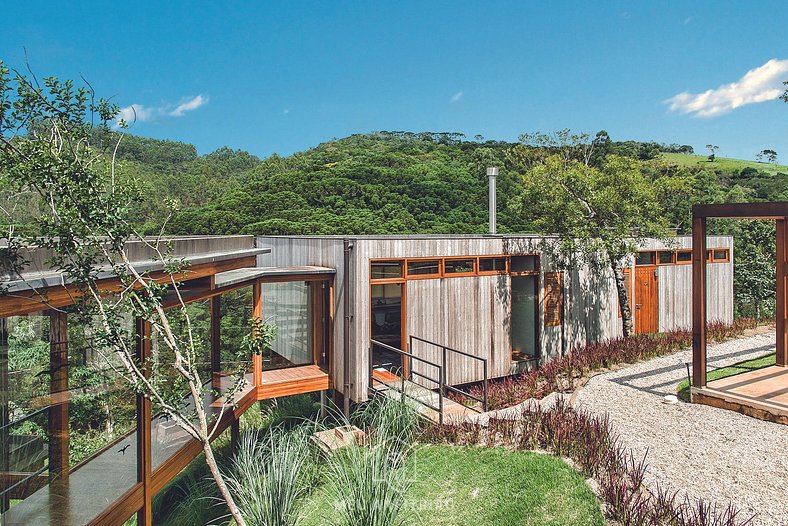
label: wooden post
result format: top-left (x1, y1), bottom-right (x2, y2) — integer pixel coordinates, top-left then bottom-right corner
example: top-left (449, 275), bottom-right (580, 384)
top-left (692, 215), bottom-right (708, 388)
top-left (777, 218), bottom-right (787, 366)
top-left (48, 311), bottom-right (69, 485)
top-left (0, 318), bottom-right (10, 512)
top-left (210, 295), bottom-right (221, 387)
top-left (136, 318), bottom-right (152, 526)
top-left (230, 420), bottom-right (240, 452)
top-left (252, 281), bottom-right (263, 387)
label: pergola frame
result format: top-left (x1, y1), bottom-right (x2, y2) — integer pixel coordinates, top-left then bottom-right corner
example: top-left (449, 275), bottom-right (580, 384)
top-left (692, 202), bottom-right (788, 388)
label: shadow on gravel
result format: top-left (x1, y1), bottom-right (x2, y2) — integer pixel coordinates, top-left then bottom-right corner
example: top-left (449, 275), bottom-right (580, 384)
top-left (608, 343), bottom-right (776, 396)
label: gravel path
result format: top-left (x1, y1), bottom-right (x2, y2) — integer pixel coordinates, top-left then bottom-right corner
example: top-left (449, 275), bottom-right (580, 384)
top-left (574, 330), bottom-right (788, 526)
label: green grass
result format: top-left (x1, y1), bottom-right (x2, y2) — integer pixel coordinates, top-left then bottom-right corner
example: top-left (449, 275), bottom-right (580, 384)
top-left (302, 445), bottom-right (604, 526)
top-left (677, 352), bottom-right (775, 401)
top-left (658, 153), bottom-right (788, 175)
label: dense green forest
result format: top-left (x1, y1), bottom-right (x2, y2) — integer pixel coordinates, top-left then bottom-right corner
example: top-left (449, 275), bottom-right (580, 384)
top-left (7, 130), bottom-right (786, 318)
top-left (114, 131), bottom-right (786, 239)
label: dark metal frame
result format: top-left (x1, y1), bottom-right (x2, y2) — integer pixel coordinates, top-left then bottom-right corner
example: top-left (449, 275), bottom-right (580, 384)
top-left (408, 335), bottom-right (488, 413)
top-left (368, 339), bottom-right (445, 423)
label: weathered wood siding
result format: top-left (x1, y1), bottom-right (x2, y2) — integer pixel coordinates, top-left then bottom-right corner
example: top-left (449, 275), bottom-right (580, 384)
top-left (257, 235), bottom-right (734, 402)
top-left (639, 236), bottom-right (734, 331)
top-left (255, 237), bottom-right (349, 397)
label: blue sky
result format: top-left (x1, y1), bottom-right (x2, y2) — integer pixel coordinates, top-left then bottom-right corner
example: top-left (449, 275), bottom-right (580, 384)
top-left (3, 1), bottom-right (787, 160)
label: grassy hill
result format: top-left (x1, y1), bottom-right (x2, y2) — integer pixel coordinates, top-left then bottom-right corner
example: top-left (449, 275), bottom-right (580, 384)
top-left (660, 153), bottom-right (788, 175)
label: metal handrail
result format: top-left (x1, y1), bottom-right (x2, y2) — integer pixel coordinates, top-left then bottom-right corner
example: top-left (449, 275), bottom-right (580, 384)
top-left (369, 339), bottom-right (445, 424)
top-left (408, 335), bottom-right (488, 413)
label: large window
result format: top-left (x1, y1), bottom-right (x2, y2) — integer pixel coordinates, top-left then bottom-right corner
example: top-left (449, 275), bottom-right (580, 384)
top-left (511, 276), bottom-right (539, 361)
top-left (261, 282), bottom-right (313, 370)
top-left (219, 286), bottom-right (254, 376)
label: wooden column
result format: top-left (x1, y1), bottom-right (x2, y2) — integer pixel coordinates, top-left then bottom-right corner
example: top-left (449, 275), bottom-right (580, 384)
top-left (210, 295), bottom-right (221, 387)
top-left (0, 318), bottom-right (10, 512)
top-left (692, 216), bottom-right (708, 388)
top-left (136, 318), bottom-right (152, 526)
top-left (252, 282), bottom-right (263, 387)
top-left (48, 311), bottom-right (69, 485)
top-left (777, 218), bottom-right (787, 366)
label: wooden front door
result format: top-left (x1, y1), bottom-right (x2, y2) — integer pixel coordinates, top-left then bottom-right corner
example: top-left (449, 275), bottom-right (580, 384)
top-left (634, 266), bottom-right (658, 334)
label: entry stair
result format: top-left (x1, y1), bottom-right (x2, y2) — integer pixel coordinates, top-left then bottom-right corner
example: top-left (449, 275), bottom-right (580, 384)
top-left (368, 337), bottom-right (489, 424)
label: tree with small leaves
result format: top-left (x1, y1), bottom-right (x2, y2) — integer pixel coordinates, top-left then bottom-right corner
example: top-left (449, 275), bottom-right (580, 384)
top-left (0, 60), bottom-right (274, 526)
top-left (507, 131), bottom-right (677, 337)
top-left (706, 144), bottom-right (719, 162)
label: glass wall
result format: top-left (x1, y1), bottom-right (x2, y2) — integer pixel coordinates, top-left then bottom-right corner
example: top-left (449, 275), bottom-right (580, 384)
top-left (511, 276), bottom-right (539, 361)
top-left (0, 311), bottom-right (139, 525)
top-left (371, 283), bottom-right (404, 374)
top-left (261, 282), bottom-right (313, 370)
top-left (219, 286), bottom-right (253, 376)
top-left (151, 299), bottom-right (211, 471)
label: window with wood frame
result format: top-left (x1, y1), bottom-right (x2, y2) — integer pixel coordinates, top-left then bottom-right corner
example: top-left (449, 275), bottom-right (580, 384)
top-left (406, 259), bottom-right (441, 278)
top-left (676, 250), bottom-right (692, 264)
top-left (444, 258), bottom-right (476, 275)
top-left (712, 249), bottom-right (730, 262)
top-left (635, 251), bottom-right (656, 266)
top-left (657, 251), bottom-right (674, 265)
top-left (478, 257), bottom-right (507, 274)
top-left (371, 260), bottom-right (403, 280)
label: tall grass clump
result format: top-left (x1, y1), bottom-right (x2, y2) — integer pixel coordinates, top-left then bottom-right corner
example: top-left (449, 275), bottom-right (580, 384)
top-left (227, 426), bottom-right (318, 526)
top-left (321, 396), bottom-right (420, 526)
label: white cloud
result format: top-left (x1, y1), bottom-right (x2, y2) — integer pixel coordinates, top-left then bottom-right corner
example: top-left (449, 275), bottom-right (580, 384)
top-left (683, 16), bottom-right (693, 25)
top-left (451, 91), bottom-right (463, 103)
top-left (116, 103), bottom-right (155, 124)
top-left (116, 94), bottom-right (208, 127)
top-left (283, 108), bottom-right (290, 114)
top-left (666, 59), bottom-right (788, 117)
top-left (168, 95), bottom-right (207, 117)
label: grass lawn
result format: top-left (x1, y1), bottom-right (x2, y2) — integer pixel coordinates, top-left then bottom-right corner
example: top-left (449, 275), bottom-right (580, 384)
top-left (658, 153), bottom-right (788, 175)
top-left (677, 352), bottom-right (775, 401)
top-left (302, 445), bottom-right (604, 526)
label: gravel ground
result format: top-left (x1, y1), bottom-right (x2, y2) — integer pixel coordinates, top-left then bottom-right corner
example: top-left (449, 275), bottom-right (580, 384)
top-left (574, 330), bottom-right (788, 526)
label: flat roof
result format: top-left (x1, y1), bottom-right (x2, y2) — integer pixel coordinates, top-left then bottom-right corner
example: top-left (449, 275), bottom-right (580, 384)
top-left (214, 266), bottom-right (335, 288)
top-left (3, 236), bottom-right (269, 294)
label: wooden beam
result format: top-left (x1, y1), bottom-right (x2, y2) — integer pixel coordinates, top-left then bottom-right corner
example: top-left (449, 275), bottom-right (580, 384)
top-left (210, 295), bottom-right (221, 378)
top-left (692, 201), bottom-right (788, 219)
top-left (0, 256), bottom-right (258, 318)
top-left (136, 318), bottom-right (152, 526)
top-left (48, 311), bottom-right (69, 486)
top-left (777, 218), bottom-right (787, 366)
top-left (692, 216), bottom-right (708, 388)
top-left (252, 282), bottom-right (263, 387)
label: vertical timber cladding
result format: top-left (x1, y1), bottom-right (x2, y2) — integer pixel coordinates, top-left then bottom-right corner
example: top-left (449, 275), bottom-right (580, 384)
top-left (543, 272), bottom-right (563, 327)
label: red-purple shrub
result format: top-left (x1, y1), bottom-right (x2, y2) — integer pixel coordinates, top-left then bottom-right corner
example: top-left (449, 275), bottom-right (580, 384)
top-left (457, 320), bottom-right (756, 411)
top-left (421, 399), bottom-right (753, 526)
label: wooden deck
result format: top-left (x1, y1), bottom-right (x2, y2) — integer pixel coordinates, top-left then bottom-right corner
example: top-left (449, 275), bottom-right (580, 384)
top-left (257, 365), bottom-right (331, 400)
top-left (693, 365), bottom-right (788, 425)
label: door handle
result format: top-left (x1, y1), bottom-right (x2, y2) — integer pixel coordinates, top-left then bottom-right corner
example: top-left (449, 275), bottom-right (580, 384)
top-left (635, 304), bottom-right (642, 309)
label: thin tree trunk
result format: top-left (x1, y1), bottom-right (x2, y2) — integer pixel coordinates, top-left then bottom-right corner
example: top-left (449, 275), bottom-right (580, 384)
top-left (202, 439), bottom-right (246, 526)
top-left (611, 257), bottom-right (633, 338)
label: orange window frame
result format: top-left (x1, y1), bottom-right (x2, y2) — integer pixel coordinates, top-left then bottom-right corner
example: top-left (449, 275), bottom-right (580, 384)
top-left (477, 256), bottom-right (509, 275)
top-left (711, 248), bottom-right (730, 263)
top-left (675, 250), bottom-right (692, 264)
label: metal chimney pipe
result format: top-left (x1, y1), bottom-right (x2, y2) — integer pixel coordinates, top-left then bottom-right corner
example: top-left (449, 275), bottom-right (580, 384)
top-left (487, 167), bottom-right (498, 234)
